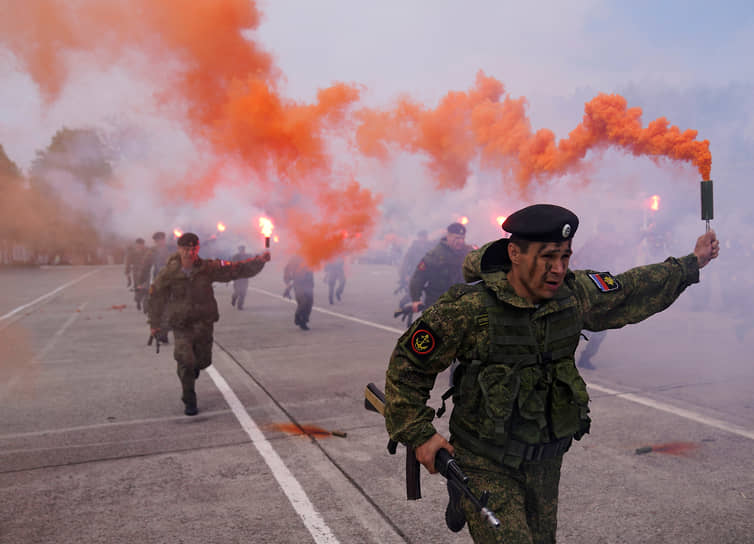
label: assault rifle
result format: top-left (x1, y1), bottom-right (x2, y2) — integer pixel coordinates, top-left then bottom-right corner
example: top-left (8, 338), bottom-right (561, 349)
top-left (364, 382), bottom-right (500, 530)
top-left (393, 301), bottom-right (423, 326)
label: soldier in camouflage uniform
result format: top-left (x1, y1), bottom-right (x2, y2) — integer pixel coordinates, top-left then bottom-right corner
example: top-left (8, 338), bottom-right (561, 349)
top-left (124, 238), bottom-right (148, 310)
top-left (408, 222), bottom-right (472, 313)
top-left (230, 245), bottom-right (252, 310)
top-left (148, 232), bottom-right (270, 416)
top-left (384, 204), bottom-right (719, 543)
top-left (136, 232), bottom-right (172, 322)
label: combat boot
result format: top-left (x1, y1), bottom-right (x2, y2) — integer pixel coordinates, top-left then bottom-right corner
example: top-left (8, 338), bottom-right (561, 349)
top-left (184, 401), bottom-right (198, 416)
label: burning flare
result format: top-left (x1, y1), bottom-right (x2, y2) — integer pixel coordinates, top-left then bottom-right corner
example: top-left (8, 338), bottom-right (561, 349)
top-left (649, 194), bottom-right (661, 211)
top-left (459, 216), bottom-right (469, 225)
top-left (259, 217), bottom-right (274, 237)
top-left (173, 228), bottom-right (183, 239)
top-left (496, 215), bottom-right (507, 227)
top-left (217, 222), bottom-right (226, 232)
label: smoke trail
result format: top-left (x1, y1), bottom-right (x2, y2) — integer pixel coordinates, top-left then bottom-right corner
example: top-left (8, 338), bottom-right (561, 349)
top-left (356, 71), bottom-right (712, 191)
top-left (0, 0), bottom-right (377, 264)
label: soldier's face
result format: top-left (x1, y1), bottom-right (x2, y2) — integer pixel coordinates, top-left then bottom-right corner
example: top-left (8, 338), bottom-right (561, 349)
top-left (178, 244), bottom-right (199, 266)
top-left (508, 240), bottom-right (572, 303)
top-left (447, 233), bottom-right (465, 251)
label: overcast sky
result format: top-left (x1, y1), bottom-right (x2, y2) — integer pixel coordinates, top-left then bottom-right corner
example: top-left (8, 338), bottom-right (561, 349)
top-left (1, 0), bottom-right (752, 250)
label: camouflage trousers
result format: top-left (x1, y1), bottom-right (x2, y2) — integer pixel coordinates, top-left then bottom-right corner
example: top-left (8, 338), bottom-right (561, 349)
top-left (172, 321), bottom-right (214, 404)
top-left (454, 443), bottom-right (563, 544)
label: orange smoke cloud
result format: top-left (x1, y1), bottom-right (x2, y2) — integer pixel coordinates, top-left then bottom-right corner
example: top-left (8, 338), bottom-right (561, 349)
top-left (289, 180), bottom-right (381, 266)
top-left (1, 1), bottom-right (376, 265)
top-left (357, 71), bottom-right (712, 189)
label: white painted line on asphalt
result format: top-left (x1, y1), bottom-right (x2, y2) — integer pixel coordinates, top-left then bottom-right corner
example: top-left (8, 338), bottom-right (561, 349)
top-left (36, 302), bottom-right (88, 361)
top-left (248, 287), bottom-right (404, 334)
top-left (589, 383), bottom-right (754, 440)
top-left (250, 285), bottom-right (753, 441)
top-left (0, 269), bottom-right (101, 323)
top-left (206, 364), bottom-right (340, 544)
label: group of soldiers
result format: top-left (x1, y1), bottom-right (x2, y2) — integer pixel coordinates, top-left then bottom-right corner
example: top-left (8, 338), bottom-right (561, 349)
top-left (124, 232), bottom-right (173, 340)
top-left (122, 206), bottom-right (721, 543)
top-left (384, 204), bottom-right (719, 542)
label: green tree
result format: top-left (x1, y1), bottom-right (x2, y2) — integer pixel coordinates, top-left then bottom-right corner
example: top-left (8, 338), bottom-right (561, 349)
top-left (30, 127), bottom-right (113, 191)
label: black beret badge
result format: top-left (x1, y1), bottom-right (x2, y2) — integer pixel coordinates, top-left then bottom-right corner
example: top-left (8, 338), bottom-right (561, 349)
top-left (405, 321), bottom-right (440, 360)
top-left (588, 272), bottom-right (621, 293)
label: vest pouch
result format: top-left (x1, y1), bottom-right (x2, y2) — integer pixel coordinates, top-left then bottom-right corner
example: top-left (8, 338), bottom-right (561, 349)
top-left (477, 364), bottom-right (520, 441)
top-left (550, 361), bottom-right (591, 439)
top-left (512, 366), bottom-right (548, 443)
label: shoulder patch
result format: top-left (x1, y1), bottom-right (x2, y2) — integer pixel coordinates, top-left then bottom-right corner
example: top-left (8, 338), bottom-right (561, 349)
top-left (405, 321), bottom-right (440, 360)
top-left (417, 260), bottom-right (427, 272)
top-left (587, 272), bottom-right (621, 293)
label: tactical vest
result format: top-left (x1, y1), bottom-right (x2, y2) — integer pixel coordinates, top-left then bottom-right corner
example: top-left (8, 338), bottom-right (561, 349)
top-left (449, 283), bottom-right (591, 467)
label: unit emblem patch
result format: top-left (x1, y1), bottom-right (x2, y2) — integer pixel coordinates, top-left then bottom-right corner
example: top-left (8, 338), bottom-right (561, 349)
top-left (405, 321), bottom-right (439, 359)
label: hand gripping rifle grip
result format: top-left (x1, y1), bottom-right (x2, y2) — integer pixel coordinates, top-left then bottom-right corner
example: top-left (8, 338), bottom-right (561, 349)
top-left (435, 448), bottom-right (501, 529)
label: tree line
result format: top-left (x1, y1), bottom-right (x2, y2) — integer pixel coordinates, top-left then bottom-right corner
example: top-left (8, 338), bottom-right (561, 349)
top-left (0, 128), bottom-right (117, 265)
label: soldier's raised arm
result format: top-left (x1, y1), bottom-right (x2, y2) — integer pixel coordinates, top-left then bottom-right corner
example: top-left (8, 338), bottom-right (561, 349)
top-left (576, 229), bottom-right (720, 331)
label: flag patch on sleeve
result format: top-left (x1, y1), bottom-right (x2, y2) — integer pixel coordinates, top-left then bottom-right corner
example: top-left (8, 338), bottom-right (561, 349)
top-left (588, 272), bottom-right (621, 292)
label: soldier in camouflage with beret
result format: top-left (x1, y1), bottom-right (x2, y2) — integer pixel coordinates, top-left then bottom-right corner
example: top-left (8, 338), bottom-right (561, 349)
top-left (148, 232), bottom-right (270, 416)
top-left (384, 204), bottom-right (719, 543)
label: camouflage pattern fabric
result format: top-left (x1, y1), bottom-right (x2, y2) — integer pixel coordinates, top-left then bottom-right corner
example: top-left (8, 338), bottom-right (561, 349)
top-left (455, 443), bottom-right (561, 544)
top-left (385, 240), bottom-right (700, 540)
top-left (173, 320), bottom-right (213, 404)
top-left (148, 253), bottom-right (267, 329)
top-left (409, 237), bottom-right (471, 306)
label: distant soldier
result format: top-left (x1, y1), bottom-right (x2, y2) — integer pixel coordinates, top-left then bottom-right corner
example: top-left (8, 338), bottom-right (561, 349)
top-left (124, 238), bottom-right (147, 310)
top-left (148, 233), bottom-right (270, 416)
top-left (230, 245), bottom-right (252, 310)
top-left (408, 223), bottom-right (472, 313)
top-left (136, 232), bottom-right (172, 341)
top-left (284, 255), bottom-right (314, 330)
top-left (399, 230), bottom-right (433, 288)
top-left (323, 257), bottom-right (346, 305)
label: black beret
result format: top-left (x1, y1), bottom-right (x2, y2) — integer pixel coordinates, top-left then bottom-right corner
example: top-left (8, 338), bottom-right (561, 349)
top-left (502, 204), bottom-right (578, 242)
top-left (152, 231), bottom-right (166, 241)
top-left (447, 222), bottom-right (467, 236)
top-left (177, 232), bottom-right (200, 247)
top-left (135, 238), bottom-right (145, 245)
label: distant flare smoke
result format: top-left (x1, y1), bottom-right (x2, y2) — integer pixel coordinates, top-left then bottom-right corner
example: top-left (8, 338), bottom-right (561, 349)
top-left (356, 71), bottom-right (712, 191)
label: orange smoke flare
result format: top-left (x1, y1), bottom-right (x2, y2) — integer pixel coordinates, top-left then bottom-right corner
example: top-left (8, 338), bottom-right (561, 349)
top-left (357, 71), bottom-right (712, 189)
top-left (1, 1), bottom-right (378, 266)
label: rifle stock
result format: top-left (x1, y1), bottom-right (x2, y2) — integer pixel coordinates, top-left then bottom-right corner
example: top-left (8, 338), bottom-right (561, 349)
top-left (364, 383), bottom-right (420, 499)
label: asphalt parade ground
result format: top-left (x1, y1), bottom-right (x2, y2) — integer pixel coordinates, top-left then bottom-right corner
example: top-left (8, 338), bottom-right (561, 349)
top-left (1, 263), bottom-right (752, 543)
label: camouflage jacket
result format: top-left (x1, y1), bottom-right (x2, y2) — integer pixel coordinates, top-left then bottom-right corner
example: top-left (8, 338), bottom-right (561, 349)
top-left (385, 239), bottom-right (700, 448)
top-left (148, 253), bottom-right (267, 328)
top-left (124, 245), bottom-right (147, 276)
top-left (409, 238), bottom-right (471, 306)
top-left (135, 245), bottom-right (172, 287)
